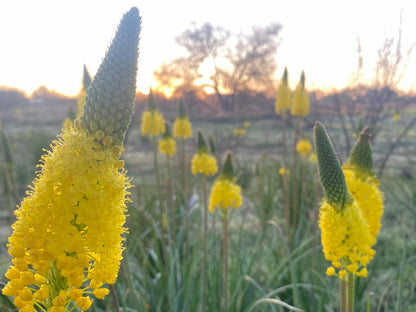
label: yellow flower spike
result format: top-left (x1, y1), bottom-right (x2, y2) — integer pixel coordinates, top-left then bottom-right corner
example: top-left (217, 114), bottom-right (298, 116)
top-left (158, 122), bottom-right (176, 157)
top-left (3, 7), bottom-right (140, 312)
top-left (208, 152), bottom-right (243, 213)
top-left (296, 137), bottom-right (312, 158)
top-left (141, 91), bottom-right (166, 137)
top-left (191, 130), bottom-right (218, 176)
top-left (290, 71), bottom-right (310, 117)
top-left (315, 122), bottom-right (375, 278)
top-left (173, 99), bottom-right (193, 138)
top-left (275, 67), bottom-right (291, 115)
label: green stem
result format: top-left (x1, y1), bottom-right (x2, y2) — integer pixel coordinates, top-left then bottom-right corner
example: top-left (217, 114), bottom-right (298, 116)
top-left (281, 113), bottom-right (290, 231)
top-left (151, 135), bottom-right (162, 199)
top-left (346, 272), bottom-right (355, 312)
top-left (340, 279), bottom-right (347, 312)
top-left (222, 210), bottom-right (229, 312)
top-left (201, 175), bottom-right (208, 312)
top-left (167, 155), bottom-right (175, 238)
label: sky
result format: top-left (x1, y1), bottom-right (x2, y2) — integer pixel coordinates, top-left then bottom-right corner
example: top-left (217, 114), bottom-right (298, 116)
top-left (0, 0), bottom-right (415, 97)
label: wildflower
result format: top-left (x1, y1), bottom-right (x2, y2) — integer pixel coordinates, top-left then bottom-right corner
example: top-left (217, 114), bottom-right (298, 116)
top-left (173, 99), bottom-right (193, 138)
top-left (191, 130), bottom-right (218, 176)
top-left (275, 67), bottom-right (291, 115)
top-left (314, 122), bottom-right (375, 278)
top-left (159, 122), bottom-right (176, 157)
top-left (278, 167), bottom-right (290, 176)
top-left (233, 128), bottom-right (245, 137)
top-left (344, 127), bottom-right (384, 244)
top-left (290, 71), bottom-right (310, 117)
top-left (141, 91), bottom-right (166, 137)
top-left (308, 152), bottom-right (317, 164)
top-left (2, 7), bottom-right (140, 311)
top-left (243, 121), bottom-right (251, 128)
top-left (208, 152), bottom-right (242, 213)
top-left (296, 138), bottom-right (312, 158)
top-left (393, 113), bottom-right (400, 121)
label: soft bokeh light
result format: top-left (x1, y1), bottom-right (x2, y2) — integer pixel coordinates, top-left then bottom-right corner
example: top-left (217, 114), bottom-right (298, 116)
top-left (0, 0), bottom-right (415, 97)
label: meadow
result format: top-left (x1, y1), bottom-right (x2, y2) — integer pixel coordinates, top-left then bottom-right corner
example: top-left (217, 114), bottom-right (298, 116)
top-left (1, 105), bottom-right (416, 312)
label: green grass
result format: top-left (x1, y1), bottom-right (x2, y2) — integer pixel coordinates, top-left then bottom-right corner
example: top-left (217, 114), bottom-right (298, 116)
top-left (1, 115), bottom-right (416, 311)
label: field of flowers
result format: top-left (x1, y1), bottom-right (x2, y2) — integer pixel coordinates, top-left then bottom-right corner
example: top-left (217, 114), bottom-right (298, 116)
top-left (1, 7), bottom-right (416, 312)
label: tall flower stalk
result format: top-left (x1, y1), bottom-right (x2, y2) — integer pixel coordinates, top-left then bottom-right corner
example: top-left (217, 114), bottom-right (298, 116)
top-left (2, 8), bottom-right (140, 312)
top-left (275, 67), bottom-right (291, 229)
top-left (314, 122), bottom-right (383, 312)
top-left (191, 130), bottom-right (218, 312)
top-left (173, 99), bottom-right (193, 213)
top-left (208, 152), bottom-right (242, 312)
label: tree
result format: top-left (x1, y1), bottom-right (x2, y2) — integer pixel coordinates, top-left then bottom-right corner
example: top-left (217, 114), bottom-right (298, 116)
top-left (154, 22), bottom-right (282, 112)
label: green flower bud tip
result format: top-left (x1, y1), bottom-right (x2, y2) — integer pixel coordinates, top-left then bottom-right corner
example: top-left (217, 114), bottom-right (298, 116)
top-left (82, 64), bottom-right (92, 91)
top-left (300, 71), bottom-right (305, 90)
top-left (162, 122), bottom-right (172, 138)
top-left (196, 129), bottom-right (208, 153)
top-left (348, 127), bottom-right (373, 175)
top-left (147, 90), bottom-right (157, 111)
top-left (209, 135), bottom-right (216, 155)
top-left (78, 7), bottom-right (141, 148)
top-left (313, 121), bottom-right (352, 210)
top-left (220, 151), bottom-right (234, 180)
top-left (282, 67), bottom-right (288, 85)
top-left (1, 128), bottom-right (13, 165)
top-left (177, 99), bottom-right (186, 118)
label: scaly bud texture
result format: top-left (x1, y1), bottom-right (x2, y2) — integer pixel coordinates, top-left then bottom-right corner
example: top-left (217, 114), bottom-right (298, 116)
top-left (3, 8), bottom-right (140, 311)
top-left (314, 122), bottom-right (352, 210)
top-left (348, 127), bottom-right (373, 176)
top-left (78, 7), bottom-right (140, 148)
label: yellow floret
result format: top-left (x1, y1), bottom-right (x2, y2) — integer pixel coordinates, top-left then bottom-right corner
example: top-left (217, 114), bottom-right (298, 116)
top-left (208, 179), bottom-right (243, 213)
top-left (158, 137), bottom-right (176, 157)
top-left (173, 117), bottom-right (193, 138)
top-left (141, 110), bottom-right (166, 136)
top-left (296, 138), bottom-right (312, 158)
top-left (291, 87), bottom-right (309, 117)
top-left (191, 152), bottom-right (218, 176)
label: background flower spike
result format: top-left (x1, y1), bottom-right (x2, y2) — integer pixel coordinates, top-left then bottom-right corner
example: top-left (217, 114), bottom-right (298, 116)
top-left (313, 121), bottom-right (352, 210)
top-left (348, 127), bottom-right (374, 176)
top-left (77, 7), bottom-right (141, 148)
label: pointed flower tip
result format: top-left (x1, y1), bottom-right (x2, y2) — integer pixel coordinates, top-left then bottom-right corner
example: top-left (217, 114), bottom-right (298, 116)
top-left (348, 126), bottom-right (373, 175)
top-left (221, 151), bottom-right (234, 180)
top-left (197, 130), bottom-right (208, 153)
top-left (163, 122), bottom-right (172, 138)
top-left (78, 7), bottom-right (141, 148)
top-left (314, 121), bottom-right (352, 210)
top-left (178, 99), bottom-right (186, 118)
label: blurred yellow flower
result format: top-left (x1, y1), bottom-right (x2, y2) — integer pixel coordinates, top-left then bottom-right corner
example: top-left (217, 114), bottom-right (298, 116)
top-left (191, 152), bottom-right (218, 176)
top-left (275, 67), bottom-right (291, 115)
top-left (233, 128), bottom-right (245, 137)
top-left (290, 71), bottom-right (309, 117)
top-left (393, 113), bottom-right (401, 121)
top-left (244, 121), bottom-right (251, 128)
top-left (159, 137), bottom-right (176, 157)
top-left (308, 152), bottom-right (317, 164)
top-left (141, 110), bottom-right (165, 137)
top-left (278, 167), bottom-right (290, 175)
top-left (173, 117), bottom-right (193, 138)
top-left (208, 179), bottom-right (242, 213)
top-left (296, 138), bottom-right (312, 158)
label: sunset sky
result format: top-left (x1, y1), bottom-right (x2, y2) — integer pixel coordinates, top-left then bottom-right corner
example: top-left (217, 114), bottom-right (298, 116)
top-left (0, 0), bottom-right (415, 96)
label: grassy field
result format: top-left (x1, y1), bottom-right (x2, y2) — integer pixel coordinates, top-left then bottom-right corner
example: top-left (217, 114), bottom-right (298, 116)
top-left (0, 113), bottom-right (416, 312)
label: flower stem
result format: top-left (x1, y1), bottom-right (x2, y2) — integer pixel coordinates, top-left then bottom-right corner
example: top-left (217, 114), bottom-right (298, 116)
top-left (201, 175), bottom-right (208, 312)
top-left (222, 210), bottom-right (229, 312)
top-left (346, 272), bottom-right (355, 312)
top-left (167, 155), bottom-right (175, 237)
top-left (340, 279), bottom-right (347, 312)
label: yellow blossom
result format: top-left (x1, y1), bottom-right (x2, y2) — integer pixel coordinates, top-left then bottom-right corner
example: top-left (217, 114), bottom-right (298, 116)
top-left (191, 152), bottom-right (218, 176)
top-left (208, 178), bottom-right (243, 213)
top-left (233, 128), bottom-right (245, 136)
top-left (290, 86), bottom-right (309, 117)
top-left (141, 110), bottom-right (165, 137)
top-left (173, 117), bottom-right (193, 138)
top-left (308, 152), bottom-right (317, 164)
top-left (393, 113), bottom-right (400, 121)
top-left (278, 167), bottom-right (289, 176)
top-left (2, 7), bottom-right (140, 311)
top-left (319, 200), bottom-right (375, 277)
top-left (159, 137), bottom-right (176, 157)
top-left (275, 67), bottom-right (291, 115)
top-left (296, 138), bottom-right (312, 158)
top-left (244, 121), bottom-right (251, 128)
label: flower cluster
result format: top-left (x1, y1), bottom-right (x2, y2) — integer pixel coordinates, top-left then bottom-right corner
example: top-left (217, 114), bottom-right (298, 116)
top-left (296, 138), bottom-right (312, 158)
top-left (314, 122), bottom-right (383, 279)
top-left (2, 7), bottom-right (140, 311)
top-left (191, 130), bottom-right (218, 176)
top-left (159, 123), bottom-right (176, 157)
top-left (141, 92), bottom-right (166, 137)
